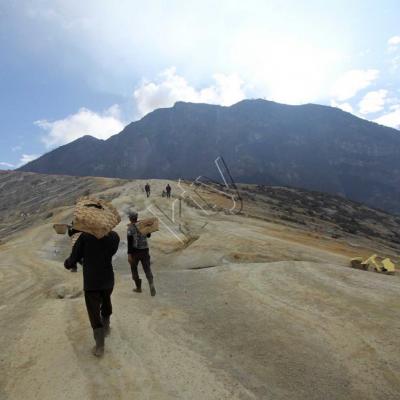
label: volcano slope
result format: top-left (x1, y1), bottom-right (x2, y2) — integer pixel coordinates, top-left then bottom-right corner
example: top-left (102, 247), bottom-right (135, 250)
top-left (0, 172), bottom-right (400, 400)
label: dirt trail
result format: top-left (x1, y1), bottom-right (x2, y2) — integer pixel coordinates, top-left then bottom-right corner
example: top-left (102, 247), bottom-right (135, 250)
top-left (1, 181), bottom-right (400, 400)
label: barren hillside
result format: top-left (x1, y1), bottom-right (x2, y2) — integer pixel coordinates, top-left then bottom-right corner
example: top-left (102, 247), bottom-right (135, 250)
top-left (1, 172), bottom-right (399, 400)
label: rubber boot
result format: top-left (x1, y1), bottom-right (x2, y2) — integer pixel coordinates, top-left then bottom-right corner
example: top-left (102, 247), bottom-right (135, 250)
top-left (92, 328), bottom-right (105, 357)
top-left (133, 279), bottom-right (142, 293)
top-left (149, 279), bottom-right (156, 297)
top-left (102, 316), bottom-right (111, 337)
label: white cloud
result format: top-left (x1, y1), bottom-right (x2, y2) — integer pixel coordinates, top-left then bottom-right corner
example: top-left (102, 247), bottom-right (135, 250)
top-left (0, 161), bottom-right (15, 169)
top-left (36, 105), bottom-right (125, 148)
top-left (392, 55), bottom-right (400, 70)
top-left (388, 36), bottom-right (400, 69)
top-left (374, 105), bottom-right (400, 130)
top-left (388, 36), bottom-right (400, 46)
top-left (12, 145), bottom-right (22, 152)
top-left (19, 154), bottom-right (39, 165)
top-left (0, 154), bottom-right (41, 169)
top-left (331, 69), bottom-right (379, 101)
top-left (230, 31), bottom-right (342, 104)
top-left (133, 68), bottom-right (246, 117)
top-left (330, 100), bottom-right (353, 113)
top-left (358, 89), bottom-right (388, 114)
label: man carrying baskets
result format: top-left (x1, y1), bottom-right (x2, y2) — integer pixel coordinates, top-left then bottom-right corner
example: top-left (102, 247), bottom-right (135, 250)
top-left (64, 197), bottom-right (121, 357)
top-left (127, 211), bottom-right (156, 296)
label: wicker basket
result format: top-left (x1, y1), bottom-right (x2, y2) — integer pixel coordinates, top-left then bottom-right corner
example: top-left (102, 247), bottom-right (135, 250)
top-left (53, 224), bottom-right (68, 235)
top-left (72, 196), bottom-right (121, 239)
top-left (136, 217), bottom-right (159, 235)
top-left (71, 232), bottom-right (82, 247)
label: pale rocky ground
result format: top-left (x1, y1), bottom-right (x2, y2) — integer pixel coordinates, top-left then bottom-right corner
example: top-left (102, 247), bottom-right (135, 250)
top-left (1, 174), bottom-right (400, 400)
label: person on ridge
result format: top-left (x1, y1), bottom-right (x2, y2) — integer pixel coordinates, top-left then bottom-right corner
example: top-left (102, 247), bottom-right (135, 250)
top-left (145, 183), bottom-right (151, 197)
top-left (64, 229), bottom-right (120, 357)
top-left (127, 211), bottom-right (156, 296)
top-left (165, 183), bottom-right (172, 198)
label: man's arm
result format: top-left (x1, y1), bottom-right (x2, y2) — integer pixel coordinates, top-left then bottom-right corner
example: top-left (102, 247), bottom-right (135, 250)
top-left (127, 233), bottom-right (133, 253)
top-left (127, 225), bottom-right (135, 253)
top-left (64, 235), bottom-right (84, 270)
top-left (108, 231), bottom-right (120, 256)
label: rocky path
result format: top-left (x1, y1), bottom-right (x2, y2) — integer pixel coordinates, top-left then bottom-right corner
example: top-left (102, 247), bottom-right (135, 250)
top-left (1, 181), bottom-right (400, 400)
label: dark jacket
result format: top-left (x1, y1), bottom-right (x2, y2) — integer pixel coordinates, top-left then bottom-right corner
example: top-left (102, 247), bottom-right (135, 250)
top-left (127, 223), bottom-right (150, 254)
top-left (64, 231), bottom-right (120, 291)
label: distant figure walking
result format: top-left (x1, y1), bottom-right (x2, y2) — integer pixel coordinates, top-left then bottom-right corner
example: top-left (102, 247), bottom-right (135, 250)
top-left (166, 184), bottom-right (171, 198)
top-left (127, 211), bottom-right (156, 296)
top-left (64, 230), bottom-right (120, 357)
top-left (145, 183), bottom-right (151, 197)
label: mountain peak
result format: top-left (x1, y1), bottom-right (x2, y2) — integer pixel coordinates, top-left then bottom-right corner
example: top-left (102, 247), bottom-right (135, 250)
top-left (19, 100), bottom-right (400, 214)
top-left (74, 134), bottom-right (102, 142)
top-left (172, 101), bottom-right (222, 109)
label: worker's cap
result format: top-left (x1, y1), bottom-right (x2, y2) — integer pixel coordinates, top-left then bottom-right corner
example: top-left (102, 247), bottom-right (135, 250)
top-left (128, 210), bottom-right (138, 219)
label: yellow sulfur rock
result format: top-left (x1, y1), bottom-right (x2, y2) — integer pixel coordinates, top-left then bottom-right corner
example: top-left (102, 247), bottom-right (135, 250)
top-left (350, 254), bottom-right (396, 274)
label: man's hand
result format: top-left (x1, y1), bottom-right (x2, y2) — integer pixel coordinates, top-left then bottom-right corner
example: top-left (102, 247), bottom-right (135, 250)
top-left (64, 258), bottom-right (76, 270)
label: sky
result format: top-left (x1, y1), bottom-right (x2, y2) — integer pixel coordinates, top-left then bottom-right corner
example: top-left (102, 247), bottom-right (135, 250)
top-left (0, 0), bottom-right (399, 168)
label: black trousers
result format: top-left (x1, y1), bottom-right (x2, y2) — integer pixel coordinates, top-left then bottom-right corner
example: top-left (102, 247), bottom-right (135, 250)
top-left (166, 192), bottom-right (171, 198)
top-left (84, 288), bottom-right (113, 329)
top-left (129, 250), bottom-right (153, 282)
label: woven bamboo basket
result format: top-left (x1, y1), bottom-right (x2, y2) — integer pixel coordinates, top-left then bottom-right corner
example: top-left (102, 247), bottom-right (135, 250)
top-left (53, 224), bottom-right (68, 235)
top-left (71, 232), bottom-right (82, 247)
top-left (136, 217), bottom-right (159, 235)
top-left (73, 196), bottom-right (121, 239)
